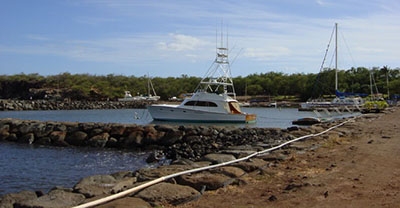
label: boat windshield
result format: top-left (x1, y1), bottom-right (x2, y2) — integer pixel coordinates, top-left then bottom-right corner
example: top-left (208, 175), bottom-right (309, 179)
top-left (184, 101), bottom-right (218, 107)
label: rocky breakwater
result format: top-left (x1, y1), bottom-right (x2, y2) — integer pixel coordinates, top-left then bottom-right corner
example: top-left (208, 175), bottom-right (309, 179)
top-left (0, 99), bottom-right (151, 111)
top-left (0, 117), bottom-right (357, 207)
top-left (0, 118), bottom-right (295, 161)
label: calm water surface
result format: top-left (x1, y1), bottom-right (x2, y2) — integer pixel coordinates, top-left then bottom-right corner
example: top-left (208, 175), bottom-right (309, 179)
top-left (0, 108), bottom-right (358, 196)
top-left (0, 108), bottom-right (324, 128)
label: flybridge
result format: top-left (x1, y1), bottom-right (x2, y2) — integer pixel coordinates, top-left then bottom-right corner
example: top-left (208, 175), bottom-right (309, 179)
top-left (196, 29), bottom-right (236, 99)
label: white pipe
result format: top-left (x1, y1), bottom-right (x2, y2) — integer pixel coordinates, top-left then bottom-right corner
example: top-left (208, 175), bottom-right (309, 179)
top-left (73, 117), bottom-right (357, 208)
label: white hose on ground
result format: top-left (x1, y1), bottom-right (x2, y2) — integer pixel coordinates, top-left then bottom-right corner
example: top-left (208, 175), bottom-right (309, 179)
top-left (72, 117), bottom-right (357, 208)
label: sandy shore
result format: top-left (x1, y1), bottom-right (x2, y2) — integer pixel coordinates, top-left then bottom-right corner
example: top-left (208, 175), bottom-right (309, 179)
top-left (176, 107), bottom-right (400, 207)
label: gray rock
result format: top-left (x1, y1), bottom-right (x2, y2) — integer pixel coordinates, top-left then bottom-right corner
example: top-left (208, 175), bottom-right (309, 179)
top-left (0, 123), bottom-right (10, 133)
top-left (0, 131), bottom-right (10, 141)
top-left (137, 165), bottom-right (192, 182)
top-left (111, 177), bottom-right (137, 194)
top-left (15, 189), bottom-right (85, 208)
top-left (18, 122), bottom-right (34, 135)
top-left (135, 182), bottom-right (200, 206)
top-left (32, 122), bottom-right (50, 138)
top-left (201, 153), bottom-right (236, 164)
top-left (177, 171), bottom-right (234, 191)
top-left (96, 197), bottom-right (151, 208)
top-left (88, 132), bottom-right (109, 147)
top-left (19, 133), bottom-right (35, 144)
top-left (210, 166), bottom-right (247, 178)
top-left (123, 131), bottom-right (143, 147)
top-left (109, 125), bottom-right (126, 138)
top-left (106, 137), bottom-right (118, 147)
top-left (49, 131), bottom-right (67, 145)
top-left (233, 158), bottom-right (269, 172)
top-left (74, 175), bottom-right (117, 198)
top-left (0, 190), bottom-right (37, 208)
top-left (5, 133), bottom-right (18, 142)
top-left (143, 126), bottom-right (164, 145)
top-left (159, 128), bottom-right (185, 145)
top-left (65, 131), bottom-right (87, 146)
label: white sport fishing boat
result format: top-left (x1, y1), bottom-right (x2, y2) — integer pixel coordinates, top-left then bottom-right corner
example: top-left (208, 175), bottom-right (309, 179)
top-left (147, 33), bottom-right (256, 123)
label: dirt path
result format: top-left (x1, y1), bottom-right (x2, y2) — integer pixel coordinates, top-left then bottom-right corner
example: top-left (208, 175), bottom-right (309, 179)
top-left (177, 107), bottom-right (400, 208)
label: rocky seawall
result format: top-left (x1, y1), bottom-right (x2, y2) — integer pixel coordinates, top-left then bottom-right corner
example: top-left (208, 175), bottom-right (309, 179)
top-left (0, 116), bottom-right (358, 208)
top-left (0, 99), bottom-right (151, 111)
top-left (0, 118), bottom-right (295, 161)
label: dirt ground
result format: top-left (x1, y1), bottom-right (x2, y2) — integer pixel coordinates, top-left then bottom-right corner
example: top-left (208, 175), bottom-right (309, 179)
top-left (176, 107), bottom-right (400, 208)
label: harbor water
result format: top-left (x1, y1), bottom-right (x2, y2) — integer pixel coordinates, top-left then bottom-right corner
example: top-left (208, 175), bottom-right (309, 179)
top-left (0, 108), bottom-right (358, 196)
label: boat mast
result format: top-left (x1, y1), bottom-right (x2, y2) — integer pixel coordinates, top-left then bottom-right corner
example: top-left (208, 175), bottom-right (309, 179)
top-left (335, 23), bottom-right (338, 91)
top-left (197, 25), bottom-right (236, 99)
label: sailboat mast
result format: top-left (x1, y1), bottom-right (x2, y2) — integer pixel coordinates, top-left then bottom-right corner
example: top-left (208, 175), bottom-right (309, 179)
top-left (335, 22), bottom-right (338, 91)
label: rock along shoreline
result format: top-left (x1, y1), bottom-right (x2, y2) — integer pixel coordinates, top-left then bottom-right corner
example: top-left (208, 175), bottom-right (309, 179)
top-left (0, 99), bottom-right (151, 111)
top-left (0, 113), bottom-right (366, 207)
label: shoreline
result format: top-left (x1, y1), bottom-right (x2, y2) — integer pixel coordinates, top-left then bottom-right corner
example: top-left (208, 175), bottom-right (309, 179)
top-left (0, 108), bottom-right (388, 207)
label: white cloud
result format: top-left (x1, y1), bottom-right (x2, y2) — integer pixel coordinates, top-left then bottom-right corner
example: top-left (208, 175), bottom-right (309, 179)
top-left (244, 47), bottom-right (291, 61)
top-left (157, 34), bottom-right (206, 51)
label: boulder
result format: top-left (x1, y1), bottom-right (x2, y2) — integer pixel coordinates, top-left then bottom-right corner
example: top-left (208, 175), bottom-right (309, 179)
top-left (88, 132), bottom-right (109, 148)
top-left (210, 166), bottom-right (247, 178)
top-left (14, 189), bottom-right (85, 208)
top-left (136, 165), bottom-right (193, 182)
top-left (5, 133), bottom-right (18, 142)
top-left (0, 190), bottom-right (37, 208)
top-left (122, 131), bottom-right (144, 147)
top-left (233, 158), bottom-right (269, 172)
top-left (32, 122), bottom-right (50, 138)
top-left (177, 171), bottom-right (234, 191)
top-left (96, 197), bottom-right (151, 208)
top-left (109, 125), bottom-right (126, 138)
top-left (106, 137), bottom-right (119, 148)
top-left (73, 175), bottom-right (117, 198)
top-left (0, 123), bottom-right (10, 134)
top-left (201, 153), bottom-right (236, 164)
top-left (159, 128), bottom-right (185, 145)
top-left (143, 126), bottom-right (164, 145)
top-left (18, 133), bottom-right (35, 144)
top-left (135, 182), bottom-right (200, 206)
top-left (111, 177), bottom-right (137, 194)
top-left (49, 131), bottom-right (67, 146)
top-left (18, 122), bottom-right (34, 135)
top-left (65, 131), bottom-right (88, 146)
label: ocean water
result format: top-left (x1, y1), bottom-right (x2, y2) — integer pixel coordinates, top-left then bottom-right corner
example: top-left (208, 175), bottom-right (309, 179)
top-left (0, 108), bottom-right (359, 196)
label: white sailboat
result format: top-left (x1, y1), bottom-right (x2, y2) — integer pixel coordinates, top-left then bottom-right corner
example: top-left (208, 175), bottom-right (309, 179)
top-left (147, 31), bottom-right (256, 123)
top-left (300, 23), bottom-right (365, 110)
top-left (145, 74), bottom-right (160, 101)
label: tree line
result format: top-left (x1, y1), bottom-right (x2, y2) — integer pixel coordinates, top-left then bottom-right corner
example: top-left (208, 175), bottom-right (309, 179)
top-left (1, 66), bottom-right (399, 101)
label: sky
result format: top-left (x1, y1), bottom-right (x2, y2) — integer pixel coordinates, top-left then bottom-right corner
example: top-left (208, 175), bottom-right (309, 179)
top-left (1, 0), bottom-right (399, 78)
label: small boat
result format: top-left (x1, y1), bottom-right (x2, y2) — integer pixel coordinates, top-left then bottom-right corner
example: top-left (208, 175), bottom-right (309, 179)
top-left (118, 91), bottom-right (145, 101)
top-left (147, 32), bottom-right (256, 123)
top-left (118, 75), bottom-right (160, 101)
top-left (292, 117), bottom-right (321, 126)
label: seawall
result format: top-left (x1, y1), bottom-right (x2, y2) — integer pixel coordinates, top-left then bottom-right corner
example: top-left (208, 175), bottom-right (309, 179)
top-left (0, 118), bottom-right (297, 161)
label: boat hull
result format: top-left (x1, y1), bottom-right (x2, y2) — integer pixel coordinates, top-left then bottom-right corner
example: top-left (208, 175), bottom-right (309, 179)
top-left (148, 104), bottom-right (256, 123)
